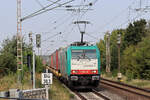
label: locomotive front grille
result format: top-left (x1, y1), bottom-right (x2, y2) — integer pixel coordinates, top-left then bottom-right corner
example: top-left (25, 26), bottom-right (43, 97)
top-left (71, 76), bottom-right (78, 81)
top-left (70, 75), bottom-right (99, 81)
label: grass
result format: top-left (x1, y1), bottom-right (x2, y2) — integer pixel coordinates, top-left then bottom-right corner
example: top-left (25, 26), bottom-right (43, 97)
top-left (126, 79), bottom-right (150, 88)
top-left (0, 72), bottom-right (39, 91)
top-left (0, 73), bottom-right (18, 91)
top-left (0, 73), bottom-right (74, 100)
top-left (101, 73), bottom-right (150, 88)
top-left (35, 73), bottom-right (74, 100)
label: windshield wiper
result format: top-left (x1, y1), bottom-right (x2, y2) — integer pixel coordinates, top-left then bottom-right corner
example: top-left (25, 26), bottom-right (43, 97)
top-left (77, 55), bottom-right (81, 61)
top-left (84, 55), bottom-right (91, 61)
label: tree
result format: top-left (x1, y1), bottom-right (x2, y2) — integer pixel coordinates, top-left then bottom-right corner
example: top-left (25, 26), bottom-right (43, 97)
top-left (96, 19), bottom-right (150, 80)
top-left (0, 36), bottom-right (17, 75)
top-left (97, 29), bottom-right (125, 73)
top-left (97, 39), bottom-right (106, 72)
top-left (35, 56), bottom-right (44, 73)
top-left (0, 36), bottom-right (32, 75)
top-left (121, 36), bottom-right (150, 79)
top-left (124, 19), bottom-right (147, 47)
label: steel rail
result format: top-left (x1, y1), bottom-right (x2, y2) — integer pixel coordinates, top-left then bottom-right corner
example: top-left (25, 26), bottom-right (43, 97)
top-left (73, 91), bottom-right (87, 100)
top-left (92, 89), bottom-right (111, 100)
top-left (0, 97), bottom-right (45, 100)
top-left (100, 78), bottom-right (150, 99)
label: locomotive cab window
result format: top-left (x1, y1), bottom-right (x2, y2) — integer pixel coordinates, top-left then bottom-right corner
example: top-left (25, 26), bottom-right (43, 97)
top-left (85, 50), bottom-right (97, 59)
top-left (71, 49), bottom-right (97, 59)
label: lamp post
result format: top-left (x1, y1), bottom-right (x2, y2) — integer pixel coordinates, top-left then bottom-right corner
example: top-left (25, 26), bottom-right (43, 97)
top-left (117, 34), bottom-right (122, 81)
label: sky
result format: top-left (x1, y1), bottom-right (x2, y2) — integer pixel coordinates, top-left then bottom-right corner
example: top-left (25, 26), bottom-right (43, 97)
top-left (0, 0), bottom-right (150, 55)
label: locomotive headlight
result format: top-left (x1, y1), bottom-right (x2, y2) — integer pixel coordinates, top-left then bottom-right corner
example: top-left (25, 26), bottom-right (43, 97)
top-left (72, 70), bottom-right (78, 74)
top-left (92, 70), bottom-right (97, 73)
top-left (92, 76), bottom-right (99, 80)
top-left (93, 70), bottom-right (96, 73)
top-left (73, 71), bottom-right (76, 73)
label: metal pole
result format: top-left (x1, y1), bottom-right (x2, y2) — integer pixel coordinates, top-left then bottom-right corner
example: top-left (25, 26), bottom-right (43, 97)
top-left (81, 32), bottom-right (84, 43)
top-left (33, 51), bottom-right (35, 89)
top-left (38, 48), bottom-right (39, 56)
top-left (40, 48), bottom-right (42, 57)
top-left (45, 69), bottom-right (49, 100)
top-left (106, 32), bottom-right (110, 73)
top-left (118, 44), bottom-right (120, 73)
top-left (106, 35), bottom-right (108, 72)
top-left (117, 34), bottom-right (122, 81)
top-left (17, 0), bottom-right (23, 89)
top-left (29, 32), bottom-right (33, 88)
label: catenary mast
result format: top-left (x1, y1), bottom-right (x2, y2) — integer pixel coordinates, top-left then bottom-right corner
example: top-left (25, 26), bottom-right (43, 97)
top-left (17, 0), bottom-right (23, 89)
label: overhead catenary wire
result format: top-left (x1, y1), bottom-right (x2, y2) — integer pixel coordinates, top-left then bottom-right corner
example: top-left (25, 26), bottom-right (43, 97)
top-left (55, 12), bottom-right (78, 41)
top-left (111, 10), bottom-right (146, 31)
top-left (42, 35), bottom-right (64, 55)
top-left (21, 0), bottom-right (61, 21)
top-left (47, 0), bottom-right (89, 8)
top-left (115, 1), bottom-right (149, 30)
top-left (39, 11), bottom-right (76, 37)
top-left (34, 12), bottom-right (75, 35)
top-left (61, 0), bottom-right (99, 45)
top-left (42, 24), bottom-right (76, 50)
top-left (19, 0), bottom-right (100, 56)
top-left (47, 0), bottom-right (61, 6)
top-left (94, 0), bottom-right (136, 33)
top-left (78, 0), bottom-right (99, 20)
top-left (35, 0), bottom-right (99, 55)
top-left (34, 8), bottom-right (78, 45)
top-left (46, 8), bottom-right (78, 36)
top-left (47, 11), bottom-right (75, 32)
top-left (39, 0), bottom-right (98, 42)
top-left (35, 0), bottom-right (44, 8)
top-left (28, 0), bottom-right (149, 56)
top-left (63, 24), bottom-right (76, 40)
top-left (21, 0), bottom-right (75, 21)
top-left (42, 32), bottom-right (62, 43)
top-left (85, 33), bottom-right (99, 40)
top-left (42, 23), bottom-right (77, 55)
top-left (38, 9), bottom-right (74, 32)
top-left (76, 0), bottom-right (86, 20)
top-left (32, 32), bottom-right (61, 49)
top-left (40, 2), bottom-right (91, 33)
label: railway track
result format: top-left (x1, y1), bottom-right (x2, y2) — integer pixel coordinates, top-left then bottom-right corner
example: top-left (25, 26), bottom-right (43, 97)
top-left (74, 90), bottom-right (111, 100)
top-left (61, 80), bottom-right (111, 100)
top-left (100, 78), bottom-right (150, 100)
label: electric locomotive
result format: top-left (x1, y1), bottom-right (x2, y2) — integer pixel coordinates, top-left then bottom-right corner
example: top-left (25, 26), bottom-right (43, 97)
top-left (49, 42), bottom-right (101, 89)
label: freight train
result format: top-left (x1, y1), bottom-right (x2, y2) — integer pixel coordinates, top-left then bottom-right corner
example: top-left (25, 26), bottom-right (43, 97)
top-left (48, 42), bottom-right (101, 89)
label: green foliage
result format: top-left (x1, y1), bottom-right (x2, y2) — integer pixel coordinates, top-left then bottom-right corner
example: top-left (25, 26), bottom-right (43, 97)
top-left (121, 19), bottom-right (150, 80)
top-left (110, 30), bottom-right (118, 71)
top-left (110, 30), bottom-right (125, 70)
top-left (124, 19), bottom-right (147, 47)
top-left (35, 56), bottom-right (44, 73)
top-left (0, 36), bottom-right (33, 75)
top-left (122, 36), bottom-right (150, 80)
top-left (97, 19), bottom-right (150, 80)
top-left (0, 36), bottom-right (17, 75)
top-left (97, 39), bottom-right (106, 72)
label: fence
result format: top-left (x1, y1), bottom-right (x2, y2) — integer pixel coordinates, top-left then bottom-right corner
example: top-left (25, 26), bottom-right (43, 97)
top-left (0, 88), bottom-right (47, 100)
